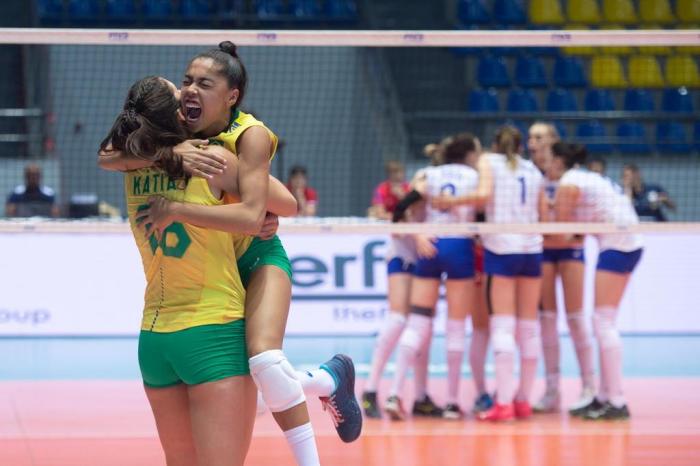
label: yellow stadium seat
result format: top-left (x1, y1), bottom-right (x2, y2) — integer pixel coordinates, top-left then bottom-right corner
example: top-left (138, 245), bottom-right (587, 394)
top-left (602, 0), bottom-right (637, 24)
top-left (666, 55), bottom-right (700, 87)
top-left (638, 24), bottom-right (673, 55)
top-left (562, 24), bottom-right (596, 55)
top-left (567, 0), bottom-right (601, 24)
top-left (628, 55), bottom-right (665, 88)
top-left (639, 0), bottom-right (675, 24)
top-left (600, 24), bottom-right (634, 55)
top-left (529, 0), bottom-right (565, 25)
top-left (591, 55), bottom-right (627, 88)
top-left (677, 0), bottom-right (700, 23)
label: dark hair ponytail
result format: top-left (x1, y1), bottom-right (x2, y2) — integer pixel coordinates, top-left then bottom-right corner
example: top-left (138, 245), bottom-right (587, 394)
top-left (552, 141), bottom-right (587, 169)
top-left (190, 41), bottom-right (247, 111)
top-left (99, 76), bottom-right (188, 179)
top-left (443, 132), bottom-right (478, 164)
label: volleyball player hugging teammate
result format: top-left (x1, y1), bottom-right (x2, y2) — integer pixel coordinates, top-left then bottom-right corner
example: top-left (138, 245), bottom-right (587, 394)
top-left (99, 42), bottom-right (362, 466)
top-left (383, 134), bottom-right (481, 420)
top-left (434, 126), bottom-right (544, 422)
top-left (528, 123), bottom-right (596, 414)
top-left (552, 143), bottom-right (643, 420)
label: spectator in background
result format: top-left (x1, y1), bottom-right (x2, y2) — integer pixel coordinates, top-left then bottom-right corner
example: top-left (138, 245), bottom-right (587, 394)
top-left (368, 160), bottom-right (410, 220)
top-left (287, 165), bottom-right (318, 216)
top-left (5, 164), bottom-right (59, 217)
top-left (587, 157), bottom-right (607, 176)
top-left (622, 163), bottom-right (675, 222)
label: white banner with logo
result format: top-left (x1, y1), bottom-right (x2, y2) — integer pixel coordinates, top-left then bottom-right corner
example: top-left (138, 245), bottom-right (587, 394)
top-left (1, 232), bottom-right (699, 336)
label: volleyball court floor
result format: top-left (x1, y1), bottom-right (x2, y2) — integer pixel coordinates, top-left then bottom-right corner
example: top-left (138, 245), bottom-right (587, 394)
top-left (1, 336), bottom-right (699, 466)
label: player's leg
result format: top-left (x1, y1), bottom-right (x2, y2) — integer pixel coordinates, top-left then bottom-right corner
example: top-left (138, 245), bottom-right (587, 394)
top-left (580, 248), bottom-right (641, 421)
top-left (386, 269), bottom-right (439, 421)
top-left (443, 277), bottom-right (474, 419)
top-left (534, 253), bottom-right (561, 413)
top-left (470, 276), bottom-right (492, 413)
top-left (139, 329), bottom-right (197, 466)
top-left (188, 376), bottom-right (258, 466)
top-left (560, 255), bottom-right (595, 411)
top-left (513, 262), bottom-right (543, 419)
top-left (362, 264), bottom-right (412, 418)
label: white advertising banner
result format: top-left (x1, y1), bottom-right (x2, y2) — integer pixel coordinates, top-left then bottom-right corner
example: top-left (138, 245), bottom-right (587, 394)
top-left (1, 232), bottom-right (699, 336)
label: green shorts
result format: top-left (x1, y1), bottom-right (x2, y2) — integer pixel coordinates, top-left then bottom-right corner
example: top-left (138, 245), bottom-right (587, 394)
top-left (237, 235), bottom-right (293, 288)
top-left (139, 319), bottom-right (249, 388)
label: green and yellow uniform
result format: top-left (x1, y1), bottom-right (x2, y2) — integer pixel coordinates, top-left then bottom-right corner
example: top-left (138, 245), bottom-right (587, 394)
top-left (125, 169), bottom-right (248, 387)
top-left (213, 110), bottom-right (293, 288)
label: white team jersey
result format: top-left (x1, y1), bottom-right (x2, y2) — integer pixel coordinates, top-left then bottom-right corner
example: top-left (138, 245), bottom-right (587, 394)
top-left (423, 164), bottom-right (479, 236)
top-left (385, 235), bottom-right (417, 264)
top-left (559, 168), bottom-right (643, 252)
top-left (482, 153), bottom-right (544, 254)
top-left (542, 178), bottom-right (559, 222)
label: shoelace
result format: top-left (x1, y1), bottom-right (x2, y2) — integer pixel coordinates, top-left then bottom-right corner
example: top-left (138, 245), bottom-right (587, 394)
top-left (320, 395), bottom-right (344, 427)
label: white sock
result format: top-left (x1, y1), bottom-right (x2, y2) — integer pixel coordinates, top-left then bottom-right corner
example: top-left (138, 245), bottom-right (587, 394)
top-left (414, 329), bottom-right (432, 400)
top-left (284, 423), bottom-right (320, 466)
top-left (539, 310), bottom-right (560, 393)
top-left (296, 368), bottom-right (336, 398)
top-left (567, 311), bottom-right (595, 391)
top-left (365, 311), bottom-right (406, 392)
top-left (390, 314), bottom-right (432, 397)
top-left (469, 327), bottom-right (489, 395)
top-left (594, 306), bottom-right (624, 407)
top-left (446, 318), bottom-right (466, 405)
top-left (490, 315), bottom-right (516, 405)
top-left (515, 318), bottom-right (540, 403)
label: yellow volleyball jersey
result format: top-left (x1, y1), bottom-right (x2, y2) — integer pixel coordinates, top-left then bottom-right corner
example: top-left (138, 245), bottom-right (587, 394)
top-left (124, 169), bottom-right (246, 332)
top-left (212, 110), bottom-right (278, 259)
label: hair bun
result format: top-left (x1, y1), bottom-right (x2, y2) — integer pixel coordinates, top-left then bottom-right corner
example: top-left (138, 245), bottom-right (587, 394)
top-left (218, 41), bottom-right (238, 58)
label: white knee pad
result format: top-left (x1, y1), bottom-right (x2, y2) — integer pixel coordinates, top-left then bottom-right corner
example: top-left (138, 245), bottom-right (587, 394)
top-left (490, 328), bottom-right (516, 354)
top-left (539, 311), bottom-right (558, 347)
top-left (516, 319), bottom-right (540, 360)
top-left (249, 350), bottom-right (306, 413)
top-left (593, 311), bottom-right (621, 350)
top-left (398, 314), bottom-right (432, 351)
top-left (446, 319), bottom-right (466, 353)
top-left (567, 312), bottom-right (591, 348)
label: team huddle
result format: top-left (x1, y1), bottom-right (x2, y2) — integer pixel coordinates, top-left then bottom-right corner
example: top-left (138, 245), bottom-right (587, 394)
top-left (362, 123), bottom-right (643, 423)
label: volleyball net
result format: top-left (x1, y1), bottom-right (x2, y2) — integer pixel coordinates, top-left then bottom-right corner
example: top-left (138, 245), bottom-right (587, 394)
top-left (0, 28), bottom-right (698, 227)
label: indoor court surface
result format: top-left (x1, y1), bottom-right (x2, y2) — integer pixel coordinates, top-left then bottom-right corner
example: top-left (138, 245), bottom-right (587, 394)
top-left (1, 336), bottom-right (699, 466)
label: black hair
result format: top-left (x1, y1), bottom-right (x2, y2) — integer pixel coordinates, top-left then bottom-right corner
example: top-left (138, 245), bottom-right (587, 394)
top-left (623, 162), bottom-right (639, 173)
top-left (190, 41), bottom-right (247, 111)
top-left (552, 141), bottom-right (587, 169)
top-left (290, 165), bottom-right (308, 177)
top-left (99, 76), bottom-right (188, 179)
top-left (587, 156), bottom-right (607, 169)
top-left (443, 132), bottom-right (478, 164)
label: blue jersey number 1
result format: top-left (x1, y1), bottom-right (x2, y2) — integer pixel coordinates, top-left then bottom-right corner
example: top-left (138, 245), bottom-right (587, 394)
top-left (517, 176), bottom-right (526, 205)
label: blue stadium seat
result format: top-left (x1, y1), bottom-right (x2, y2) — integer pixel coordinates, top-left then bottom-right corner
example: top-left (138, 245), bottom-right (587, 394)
top-left (106, 0), bottom-right (135, 18)
top-left (694, 121), bottom-right (700, 150)
top-left (515, 56), bottom-right (547, 87)
top-left (661, 88), bottom-right (694, 113)
top-left (585, 89), bottom-right (616, 112)
top-left (68, 0), bottom-right (99, 18)
top-left (617, 122), bottom-right (652, 154)
top-left (657, 122), bottom-right (691, 153)
top-left (468, 89), bottom-right (499, 112)
top-left (290, 0), bottom-right (321, 18)
top-left (37, 0), bottom-right (64, 17)
top-left (554, 121), bottom-right (568, 138)
top-left (553, 56), bottom-right (587, 87)
top-left (623, 89), bottom-right (655, 112)
top-left (457, 0), bottom-right (490, 24)
top-left (143, 0), bottom-right (172, 18)
top-left (256, 0), bottom-right (287, 17)
top-left (546, 88), bottom-right (578, 112)
top-left (507, 89), bottom-right (539, 112)
top-left (477, 56), bottom-right (511, 87)
top-left (324, 0), bottom-right (358, 20)
top-left (494, 0), bottom-right (527, 24)
top-left (576, 120), bottom-right (613, 154)
top-left (181, 0), bottom-right (215, 17)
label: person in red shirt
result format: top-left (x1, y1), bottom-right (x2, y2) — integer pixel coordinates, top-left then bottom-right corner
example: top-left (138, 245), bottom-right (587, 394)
top-left (368, 161), bottom-right (410, 220)
top-left (286, 165), bottom-right (318, 217)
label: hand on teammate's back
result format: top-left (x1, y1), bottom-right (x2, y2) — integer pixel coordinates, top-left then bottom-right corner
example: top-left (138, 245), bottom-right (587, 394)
top-left (176, 139), bottom-right (227, 179)
top-left (257, 213), bottom-right (279, 240)
top-left (415, 234), bottom-right (438, 259)
top-left (431, 195), bottom-right (456, 211)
